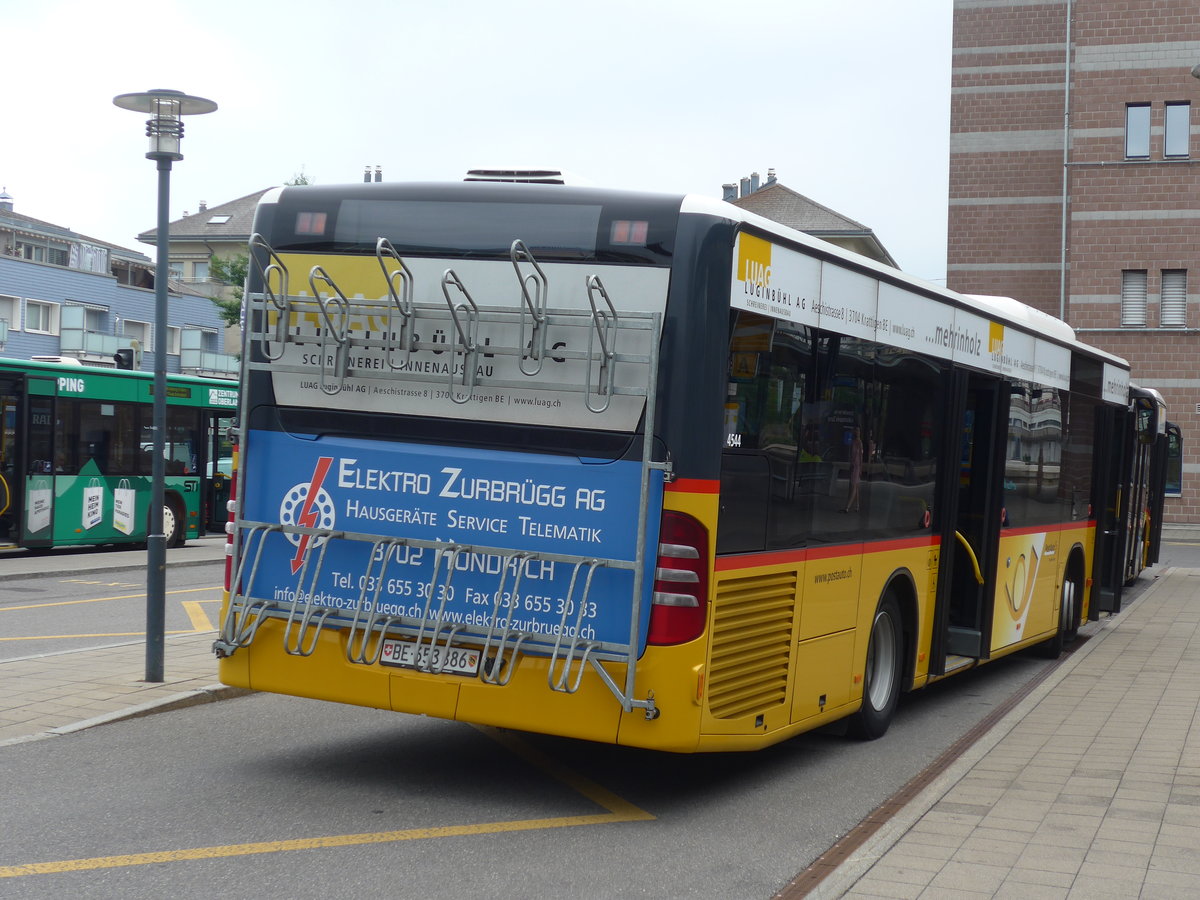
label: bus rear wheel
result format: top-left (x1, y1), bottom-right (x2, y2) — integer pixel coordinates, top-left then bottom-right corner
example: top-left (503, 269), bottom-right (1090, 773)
top-left (1039, 558), bottom-right (1082, 658)
top-left (848, 592), bottom-right (903, 740)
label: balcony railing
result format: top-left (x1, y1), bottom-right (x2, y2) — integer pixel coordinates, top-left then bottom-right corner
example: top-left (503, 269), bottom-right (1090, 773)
top-left (180, 328), bottom-right (238, 376)
top-left (60, 307), bottom-right (238, 375)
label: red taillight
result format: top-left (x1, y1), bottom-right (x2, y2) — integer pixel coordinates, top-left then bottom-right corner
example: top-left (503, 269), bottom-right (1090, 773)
top-left (223, 446), bottom-right (238, 593)
top-left (647, 511), bottom-right (709, 646)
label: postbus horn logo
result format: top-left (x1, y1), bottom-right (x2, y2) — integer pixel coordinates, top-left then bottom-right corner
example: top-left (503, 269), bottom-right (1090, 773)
top-left (280, 456), bottom-right (336, 574)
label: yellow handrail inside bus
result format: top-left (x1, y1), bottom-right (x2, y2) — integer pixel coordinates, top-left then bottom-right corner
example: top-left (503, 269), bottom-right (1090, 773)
top-left (954, 530), bottom-right (985, 585)
top-left (0, 472), bottom-right (9, 517)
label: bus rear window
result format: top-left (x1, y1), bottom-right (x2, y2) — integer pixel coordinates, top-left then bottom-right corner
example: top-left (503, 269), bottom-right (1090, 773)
top-left (335, 200), bottom-right (603, 259)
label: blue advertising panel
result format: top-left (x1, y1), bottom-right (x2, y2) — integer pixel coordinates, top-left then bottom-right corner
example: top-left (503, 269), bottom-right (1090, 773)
top-left (239, 429), bottom-right (663, 653)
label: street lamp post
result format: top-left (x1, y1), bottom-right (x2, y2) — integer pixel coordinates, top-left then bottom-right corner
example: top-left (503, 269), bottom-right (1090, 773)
top-left (113, 89), bottom-right (217, 683)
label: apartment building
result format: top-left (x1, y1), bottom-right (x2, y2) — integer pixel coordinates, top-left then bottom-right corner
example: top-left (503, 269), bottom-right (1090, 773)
top-left (0, 190), bottom-right (234, 375)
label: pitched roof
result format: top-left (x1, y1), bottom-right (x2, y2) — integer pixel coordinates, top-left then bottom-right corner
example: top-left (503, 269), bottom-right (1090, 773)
top-left (730, 181), bottom-right (897, 267)
top-left (138, 188), bottom-right (272, 245)
top-left (0, 208), bottom-right (150, 260)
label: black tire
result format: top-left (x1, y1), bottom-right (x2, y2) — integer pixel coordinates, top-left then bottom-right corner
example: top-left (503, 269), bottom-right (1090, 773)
top-left (1038, 557), bottom-right (1082, 659)
top-left (848, 592), bottom-right (904, 740)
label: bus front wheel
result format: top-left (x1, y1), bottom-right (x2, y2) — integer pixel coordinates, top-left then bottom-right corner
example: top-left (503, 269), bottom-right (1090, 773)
top-left (848, 592), bottom-right (903, 740)
top-left (162, 497), bottom-right (184, 548)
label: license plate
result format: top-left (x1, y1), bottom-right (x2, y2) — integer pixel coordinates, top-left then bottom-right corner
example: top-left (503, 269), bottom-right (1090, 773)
top-left (379, 639), bottom-right (481, 676)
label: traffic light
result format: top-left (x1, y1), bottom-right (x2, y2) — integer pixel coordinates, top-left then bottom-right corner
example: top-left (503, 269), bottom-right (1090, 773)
top-left (114, 348), bottom-right (135, 369)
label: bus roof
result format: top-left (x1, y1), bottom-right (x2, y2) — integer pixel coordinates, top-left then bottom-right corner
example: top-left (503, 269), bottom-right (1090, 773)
top-left (0, 356), bottom-right (237, 386)
top-left (256, 181), bottom-right (1128, 374)
top-left (681, 192), bottom-right (1129, 372)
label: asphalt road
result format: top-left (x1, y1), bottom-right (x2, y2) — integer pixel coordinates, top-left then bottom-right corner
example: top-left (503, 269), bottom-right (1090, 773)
top-left (0, 562), bottom-right (222, 662)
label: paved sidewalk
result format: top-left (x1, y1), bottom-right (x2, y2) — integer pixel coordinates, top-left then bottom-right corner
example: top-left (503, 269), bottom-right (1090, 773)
top-left (0, 537), bottom-right (242, 746)
top-left (812, 567), bottom-right (1200, 900)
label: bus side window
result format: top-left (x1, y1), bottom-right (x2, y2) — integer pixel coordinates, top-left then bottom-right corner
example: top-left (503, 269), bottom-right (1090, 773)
top-left (718, 311), bottom-right (814, 553)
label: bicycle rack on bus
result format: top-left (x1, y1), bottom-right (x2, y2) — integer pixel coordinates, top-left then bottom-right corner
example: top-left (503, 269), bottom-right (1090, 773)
top-left (511, 239), bottom-right (548, 375)
top-left (441, 270), bottom-right (480, 404)
top-left (221, 237), bottom-right (670, 719)
top-left (248, 233), bottom-right (291, 361)
top-left (376, 238), bottom-right (417, 369)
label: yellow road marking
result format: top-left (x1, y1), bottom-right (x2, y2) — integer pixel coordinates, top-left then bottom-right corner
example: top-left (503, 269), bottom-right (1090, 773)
top-left (0, 586), bottom-right (219, 613)
top-left (0, 727), bottom-right (653, 879)
top-left (475, 725), bottom-right (652, 820)
top-left (0, 629), bottom-right (209, 641)
top-left (64, 580), bottom-right (140, 587)
top-left (182, 600), bottom-right (216, 631)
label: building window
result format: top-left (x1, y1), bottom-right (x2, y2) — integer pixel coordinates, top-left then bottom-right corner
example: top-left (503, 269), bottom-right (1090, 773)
top-left (123, 319), bottom-right (152, 351)
top-left (66, 304), bottom-right (107, 333)
top-left (1121, 270), bottom-right (1148, 326)
top-left (1125, 103), bottom-right (1151, 159)
top-left (1161, 270), bottom-right (1187, 326)
top-left (25, 299), bottom-right (60, 335)
top-left (192, 261), bottom-right (210, 282)
top-left (14, 239), bottom-right (69, 266)
top-left (168, 262), bottom-right (184, 280)
top-left (0, 294), bottom-right (16, 335)
top-left (167, 326), bottom-right (181, 355)
top-left (1165, 102), bottom-right (1191, 158)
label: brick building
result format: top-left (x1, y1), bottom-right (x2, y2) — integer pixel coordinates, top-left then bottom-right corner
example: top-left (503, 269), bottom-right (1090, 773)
top-left (948, 0), bottom-right (1200, 521)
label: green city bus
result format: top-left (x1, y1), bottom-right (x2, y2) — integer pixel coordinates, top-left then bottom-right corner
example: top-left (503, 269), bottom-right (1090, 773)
top-left (0, 357), bottom-right (238, 549)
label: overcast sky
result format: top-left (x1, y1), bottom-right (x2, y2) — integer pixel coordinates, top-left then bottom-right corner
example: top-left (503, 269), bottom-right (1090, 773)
top-left (5, 0), bottom-right (952, 283)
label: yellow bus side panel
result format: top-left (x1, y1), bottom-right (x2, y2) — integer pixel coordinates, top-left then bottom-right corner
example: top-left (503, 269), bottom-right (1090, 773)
top-left (989, 524), bottom-right (1093, 656)
top-left (699, 539), bottom-right (934, 748)
top-left (798, 550), bottom-right (862, 639)
top-left (790, 630), bottom-right (855, 722)
top-left (990, 530), bottom-right (1058, 653)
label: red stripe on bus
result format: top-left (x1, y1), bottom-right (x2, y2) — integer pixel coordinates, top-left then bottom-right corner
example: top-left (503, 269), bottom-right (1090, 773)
top-left (1000, 521), bottom-right (1096, 537)
top-left (714, 535), bottom-right (940, 571)
top-left (665, 478), bottom-right (720, 494)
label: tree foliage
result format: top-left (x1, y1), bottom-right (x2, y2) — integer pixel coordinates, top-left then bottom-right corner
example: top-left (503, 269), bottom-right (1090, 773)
top-left (209, 253), bottom-right (249, 328)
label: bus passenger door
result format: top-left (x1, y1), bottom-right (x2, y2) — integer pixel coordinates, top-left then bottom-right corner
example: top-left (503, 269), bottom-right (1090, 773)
top-left (1090, 404), bottom-right (1128, 615)
top-left (931, 372), bottom-right (1008, 670)
top-left (203, 411), bottom-right (235, 532)
top-left (0, 376), bottom-right (22, 545)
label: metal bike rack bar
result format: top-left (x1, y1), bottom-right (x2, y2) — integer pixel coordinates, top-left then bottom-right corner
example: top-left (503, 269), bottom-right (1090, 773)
top-left (440, 270), bottom-right (480, 404)
top-left (248, 233), bottom-right (292, 361)
top-left (511, 239), bottom-right (549, 375)
top-left (585, 275), bottom-right (618, 413)
top-left (308, 266), bottom-right (352, 395)
top-left (376, 238), bottom-right (417, 369)
top-left (548, 560), bottom-right (603, 694)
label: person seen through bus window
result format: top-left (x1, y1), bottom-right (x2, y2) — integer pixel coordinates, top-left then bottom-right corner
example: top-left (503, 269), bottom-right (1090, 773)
top-left (843, 425), bottom-right (863, 513)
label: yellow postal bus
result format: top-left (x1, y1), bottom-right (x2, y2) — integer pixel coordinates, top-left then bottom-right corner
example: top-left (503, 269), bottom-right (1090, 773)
top-left (216, 178), bottom-right (1154, 751)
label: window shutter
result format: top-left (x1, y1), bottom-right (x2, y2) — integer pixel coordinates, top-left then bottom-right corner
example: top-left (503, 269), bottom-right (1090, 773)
top-left (1121, 270), bottom-right (1147, 326)
top-left (1161, 270), bottom-right (1187, 327)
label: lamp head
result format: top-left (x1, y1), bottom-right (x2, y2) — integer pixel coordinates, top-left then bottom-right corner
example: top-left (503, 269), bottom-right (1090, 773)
top-left (113, 89), bottom-right (217, 162)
